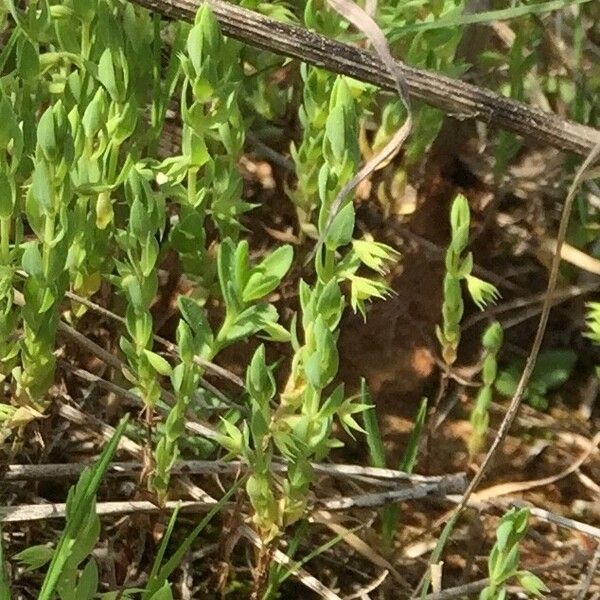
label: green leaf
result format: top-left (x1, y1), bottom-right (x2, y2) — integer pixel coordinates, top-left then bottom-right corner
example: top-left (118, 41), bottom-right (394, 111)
top-left (17, 36), bottom-right (39, 81)
top-left (482, 322), bottom-right (503, 352)
top-left (30, 160), bottom-right (54, 214)
top-left (82, 88), bottom-right (108, 138)
top-left (325, 104), bottom-right (347, 160)
top-left (361, 379), bottom-right (386, 469)
top-left (74, 559), bottom-right (98, 600)
top-left (97, 50), bottom-right (118, 101)
top-left (450, 194), bottom-right (470, 234)
top-left (21, 243), bottom-right (44, 278)
top-left (0, 172), bottom-right (15, 219)
top-left (304, 316), bottom-right (338, 389)
top-left (38, 416), bottom-right (129, 600)
top-left (144, 350), bottom-right (172, 376)
top-left (246, 345), bottom-right (275, 406)
top-left (72, 0), bottom-right (97, 22)
top-left (531, 349), bottom-right (576, 391)
top-left (222, 304), bottom-right (278, 346)
top-left (243, 245), bottom-right (293, 302)
top-left (516, 571), bottom-right (548, 597)
top-left (148, 583), bottom-right (173, 600)
top-left (13, 544), bottom-right (54, 571)
top-left (325, 202), bottom-right (354, 250)
top-left (178, 296), bottom-right (212, 341)
top-left (400, 397), bottom-right (427, 472)
top-left (37, 107), bottom-right (58, 163)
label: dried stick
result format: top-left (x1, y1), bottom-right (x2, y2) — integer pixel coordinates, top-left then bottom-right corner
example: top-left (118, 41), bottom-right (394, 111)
top-left (128, 0), bottom-right (600, 157)
top-left (318, 478), bottom-right (465, 511)
top-left (0, 500), bottom-right (218, 523)
top-left (4, 459), bottom-right (464, 486)
top-left (576, 542), bottom-right (600, 600)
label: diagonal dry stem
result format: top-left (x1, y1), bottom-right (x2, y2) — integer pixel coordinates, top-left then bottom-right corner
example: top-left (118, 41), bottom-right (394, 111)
top-left (415, 140), bottom-right (600, 597)
top-left (128, 0), bottom-right (600, 157)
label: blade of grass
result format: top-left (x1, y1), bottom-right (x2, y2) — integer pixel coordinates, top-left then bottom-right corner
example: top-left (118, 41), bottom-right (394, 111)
top-left (361, 378), bottom-right (386, 469)
top-left (392, 0), bottom-right (592, 34)
top-left (265, 520), bottom-right (310, 598)
top-left (274, 523), bottom-right (364, 587)
top-left (143, 475), bottom-right (246, 598)
top-left (0, 526), bottom-right (11, 599)
top-left (38, 415), bottom-right (129, 600)
top-left (146, 503), bottom-right (182, 587)
top-left (400, 398), bottom-right (428, 473)
top-left (382, 398), bottom-right (428, 548)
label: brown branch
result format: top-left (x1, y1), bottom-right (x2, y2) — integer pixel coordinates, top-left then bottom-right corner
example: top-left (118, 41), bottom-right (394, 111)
top-left (4, 459), bottom-right (464, 486)
top-left (129, 0), bottom-right (600, 157)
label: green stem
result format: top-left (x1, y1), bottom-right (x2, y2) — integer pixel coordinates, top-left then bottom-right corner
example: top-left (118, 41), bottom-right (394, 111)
top-left (107, 142), bottom-right (120, 184)
top-left (81, 21), bottom-right (91, 62)
top-left (0, 217), bottom-right (10, 265)
top-left (42, 212), bottom-right (56, 279)
top-left (323, 247), bottom-right (336, 283)
top-left (187, 167), bottom-right (198, 207)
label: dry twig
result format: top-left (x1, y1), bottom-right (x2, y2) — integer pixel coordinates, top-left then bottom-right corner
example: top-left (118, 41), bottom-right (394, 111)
top-left (129, 0), bottom-right (600, 157)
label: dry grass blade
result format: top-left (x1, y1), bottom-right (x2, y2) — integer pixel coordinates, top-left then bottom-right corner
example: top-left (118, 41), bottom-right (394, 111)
top-left (0, 500), bottom-right (219, 523)
top-left (318, 478), bottom-right (465, 510)
top-left (312, 510), bottom-right (411, 590)
top-left (4, 460), bottom-right (464, 485)
top-left (472, 431), bottom-right (600, 501)
top-left (316, 0), bottom-right (412, 250)
top-left (576, 543), bottom-right (600, 600)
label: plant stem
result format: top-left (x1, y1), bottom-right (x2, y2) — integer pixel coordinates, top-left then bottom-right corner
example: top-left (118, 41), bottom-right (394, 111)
top-left (0, 218), bottom-right (10, 265)
top-left (42, 213), bottom-right (56, 279)
top-left (187, 166), bottom-right (198, 206)
top-left (80, 21), bottom-right (91, 61)
top-left (323, 247), bottom-right (335, 282)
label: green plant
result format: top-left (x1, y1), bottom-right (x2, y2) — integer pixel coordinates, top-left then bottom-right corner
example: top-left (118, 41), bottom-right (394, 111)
top-left (437, 194), bottom-right (500, 366)
top-left (12, 416), bottom-right (128, 600)
top-left (363, 378), bottom-right (428, 549)
top-left (469, 321), bottom-right (503, 455)
top-left (494, 349), bottom-right (577, 411)
top-left (480, 507), bottom-right (548, 600)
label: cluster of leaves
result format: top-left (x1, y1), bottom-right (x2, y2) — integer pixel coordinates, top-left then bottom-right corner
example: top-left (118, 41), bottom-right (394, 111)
top-left (437, 194), bottom-right (500, 366)
top-left (469, 321), bottom-right (503, 455)
top-left (215, 71), bottom-right (399, 544)
top-left (480, 507), bottom-right (548, 600)
top-left (1, 0), bottom-right (593, 596)
top-left (495, 349), bottom-right (577, 411)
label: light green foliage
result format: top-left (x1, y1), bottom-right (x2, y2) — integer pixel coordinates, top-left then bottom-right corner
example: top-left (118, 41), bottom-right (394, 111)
top-left (13, 416), bottom-right (128, 600)
top-left (437, 194), bottom-right (499, 366)
top-left (469, 321), bottom-right (503, 455)
top-left (480, 508), bottom-right (548, 599)
top-left (152, 238), bottom-right (293, 503)
top-left (0, 90), bottom-right (23, 388)
top-left (0, 0), bottom-right (176, 431)
top-left (114, 170), bottom-right (167, 412)
top-left (214, 73), bottom-right (398, 541)
top-left (585, 301), bottom-right (600, 345)
top-left (162, 5), bottom-right (251, 288)
top-left (363, 382), bottom-right (428, 549)
top-left (375, 0), bottom-right (466, 164)
top-left (495, 349), bottom-right (577, 411)
top-left (436, 194), bottom-right (499, 366)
